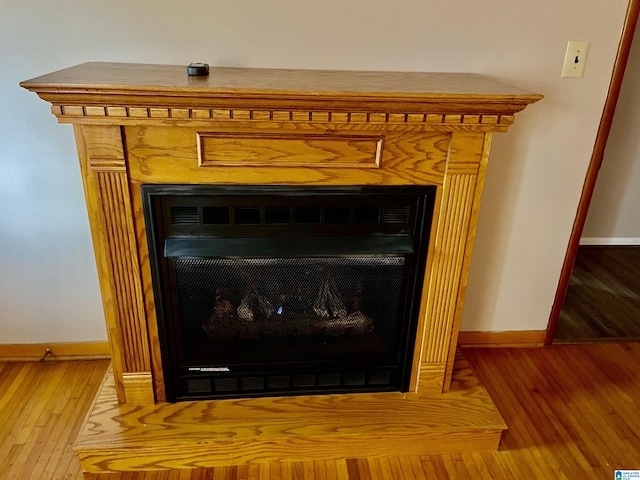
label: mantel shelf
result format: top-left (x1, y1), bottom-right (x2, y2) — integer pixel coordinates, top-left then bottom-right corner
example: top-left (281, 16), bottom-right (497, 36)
top-left (21, 62), bottom-right (542, 119)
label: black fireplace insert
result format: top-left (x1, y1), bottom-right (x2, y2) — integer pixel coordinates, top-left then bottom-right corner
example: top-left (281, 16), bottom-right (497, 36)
top-left (143, 185), bottom-right (435, 401)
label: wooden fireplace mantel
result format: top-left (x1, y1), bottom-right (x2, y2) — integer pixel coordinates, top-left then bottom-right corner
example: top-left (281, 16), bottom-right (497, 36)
top-left (22, 63), bottom-right (541, 473)
top-left (22, 63), bottom-right (541, 407)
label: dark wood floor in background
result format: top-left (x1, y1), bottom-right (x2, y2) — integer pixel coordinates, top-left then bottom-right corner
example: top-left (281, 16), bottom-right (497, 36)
top-left (2, 343), bottom-right (640, 479)
top-left (556, 246), bottom-right (640, 342)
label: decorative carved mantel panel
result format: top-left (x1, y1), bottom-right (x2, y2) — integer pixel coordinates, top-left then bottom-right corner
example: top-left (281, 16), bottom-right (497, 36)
top-left (22, 63), bottom-right (541, 405)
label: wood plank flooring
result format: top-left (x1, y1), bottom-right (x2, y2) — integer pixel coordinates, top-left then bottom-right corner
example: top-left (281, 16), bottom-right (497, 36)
top-left (556, 246), bottom-right (640, 341)
top-left (0, 360), bottom-right (108, 480)
top-left (2, 343), bottom-right (640, 479)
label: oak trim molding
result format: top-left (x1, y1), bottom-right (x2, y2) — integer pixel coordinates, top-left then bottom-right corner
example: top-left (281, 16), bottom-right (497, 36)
top-left (458, 330), bottom-right (546, 348)
top-left (49, 105), bottom-right (517, 129)
top-left (0, 341), bottom-right (110, 361)
top-left (196, 131), bottom-right (384, 168)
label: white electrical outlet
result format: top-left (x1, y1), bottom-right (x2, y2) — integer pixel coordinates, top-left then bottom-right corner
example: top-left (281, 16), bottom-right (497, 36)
top-left (562, 41), bottom-right (590, 78)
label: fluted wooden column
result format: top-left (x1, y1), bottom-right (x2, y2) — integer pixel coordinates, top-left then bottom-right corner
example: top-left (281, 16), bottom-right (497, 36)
top-left (418, 132), bottom-right (491, 393)
top-left (75, 125), bottom-right (154, 403)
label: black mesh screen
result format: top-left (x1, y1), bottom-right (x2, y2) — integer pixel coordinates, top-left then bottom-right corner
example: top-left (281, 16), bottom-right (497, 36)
top-left (143, 185), bottom-right (436, 401)
top-left (174, 257), bottom-right (405, 365)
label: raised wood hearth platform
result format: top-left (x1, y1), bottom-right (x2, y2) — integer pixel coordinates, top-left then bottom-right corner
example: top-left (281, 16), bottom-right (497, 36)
top-left (76, 353), bottom-right (505, 475)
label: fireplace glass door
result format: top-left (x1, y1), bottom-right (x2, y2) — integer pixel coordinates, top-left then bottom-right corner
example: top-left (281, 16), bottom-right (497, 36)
top-left (143, 186), bottom-right (435, 401)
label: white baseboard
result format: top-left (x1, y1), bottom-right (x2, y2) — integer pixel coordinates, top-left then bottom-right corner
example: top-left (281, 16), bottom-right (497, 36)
top-left (580, 237), bottom-right (640, 246)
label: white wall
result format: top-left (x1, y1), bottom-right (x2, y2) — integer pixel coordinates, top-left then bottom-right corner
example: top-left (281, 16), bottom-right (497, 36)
top-left (0, 0), bottom-right (629, 342)
top-left (582, 12), bottom-right (640, 245)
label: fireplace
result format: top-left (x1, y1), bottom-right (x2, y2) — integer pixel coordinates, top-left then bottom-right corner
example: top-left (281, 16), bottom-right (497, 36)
top-left (21, 62), bottom-right (542, 475)
top-left (144, 186), bottom-right (435, 400)
top-left (20, 63), bottom-right (542, 405)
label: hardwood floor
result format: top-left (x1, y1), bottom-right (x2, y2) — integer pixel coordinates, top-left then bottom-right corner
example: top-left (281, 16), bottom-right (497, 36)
top-left (556, 246), bottom-right (640, 341)
top-left (0, 360), bottom-right (108, 480)
top-left (2, 343), bottom-right (640, 479)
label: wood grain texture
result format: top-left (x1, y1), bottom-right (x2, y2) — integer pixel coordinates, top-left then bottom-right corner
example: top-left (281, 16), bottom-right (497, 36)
top-left (0, 360), bottom-right (109, 480)
top-left (197, 132), bottom-right (383, 168)
top-left (442, 133), bottom-right (491, 388)
top-left (74, 125), bottom-right (127, 403)
top-left (94, 171), bottom-right (149, 373)
top-left (84, 124), bottom-right (125, 170)
top-left (122, 372), bottom-right (155, 404)
top-left (407, 186), bottom-right (444, 392)
top-left (49, 106), bottom-right (518, 132)
top-left (83, 126), bottom-right (151, 375)
top-left (21, 63), bottom-right (543, 117)
top-left (457, 330), bottom-right (546, 347)
top-left (418, 133), bottom-right (490, 392)
top-left (556, 246), bottom-right (640, 341)
top-left (423, 173), bottom-right (477, 364)
top-left (415, 362), bottom-right (446, 394)
top-left (129, 185), bottom-right (166, 402)
top-left (126, 125), bottom-right (449, 186)
top-left (5, 343), bottom-right (639, 479)
top-left (465, 343), bottom-right (640, 480)
top-left (0, 341), bottom-right (110, 361)
top-left (75, 354), bottom-right (505, 474)
top-left (77, 126), bottom-right (152, 403)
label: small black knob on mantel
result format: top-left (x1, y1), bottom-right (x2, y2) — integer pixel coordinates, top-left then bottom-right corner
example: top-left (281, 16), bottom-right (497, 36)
top-left (187, 63), bottom-right (209, 76)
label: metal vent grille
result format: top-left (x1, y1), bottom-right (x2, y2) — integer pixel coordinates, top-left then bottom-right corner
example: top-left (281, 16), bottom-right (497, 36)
top-left (267, 375), bottom-right (290, 390)
top-left (353, 206), bottom-right (380, 224)
top-left (368, 370), bottom-right (392, 385)
top-left (381, 206), bottom-right (411, 224)
top-left (318, 373), bottom-right (341, 387)
top-left (181, 369), bottom-right (392, 399)
top-left (343, 371), bottom-right (366, 386)
top-left (325, 206), bottom-right (350, 224)
top-left (214, 377), bottom-right (238, 392)
top-left (187, 378), bottom-right (211, 394)
top-left (170, 206), bottom-right (199, 225)
top-left (265, 206), bottom-right (291, 224)
top-left (166, 200), bottom-right (414, 229)
top-left (234, 207), bottom-right (261, 224)
top-left (293, 374), bottom-right (316, 388)
top-left (203, 207), bottom-right (230, 225)
top-left (240, 377), bottom-right (265, 391)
